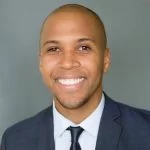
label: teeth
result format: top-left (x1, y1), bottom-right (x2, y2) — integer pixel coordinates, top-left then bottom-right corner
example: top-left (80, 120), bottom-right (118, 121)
top-left (58, 78), bottom-right (84, 85)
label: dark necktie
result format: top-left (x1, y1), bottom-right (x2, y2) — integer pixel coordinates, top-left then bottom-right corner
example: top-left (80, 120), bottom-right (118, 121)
top-left (67, 126), bottom-right (84, 150)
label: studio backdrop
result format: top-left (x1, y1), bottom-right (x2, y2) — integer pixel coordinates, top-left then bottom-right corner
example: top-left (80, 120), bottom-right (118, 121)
top-left (0, 0), bottom-right (150, 140)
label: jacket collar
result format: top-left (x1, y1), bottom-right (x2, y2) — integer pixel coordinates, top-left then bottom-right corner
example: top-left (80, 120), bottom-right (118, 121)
top-left (36, 105), bottom-right (55, 150)
top-left (96, 93), bottom-right (123, 150)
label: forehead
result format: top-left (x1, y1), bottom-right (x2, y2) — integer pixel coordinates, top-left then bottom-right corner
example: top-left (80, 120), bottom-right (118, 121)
top-left (44, 6), bottom-right (99, 26)
top-left (41, 11), bottom-right (101, 42)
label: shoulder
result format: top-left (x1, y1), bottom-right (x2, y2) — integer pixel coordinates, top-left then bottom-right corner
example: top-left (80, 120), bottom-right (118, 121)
top-left (115, 99), bottom-right (150, 123)
top-left (2, 106), bottom-right (52, 141)
top-left (105, 93), bottom-right (150, 130)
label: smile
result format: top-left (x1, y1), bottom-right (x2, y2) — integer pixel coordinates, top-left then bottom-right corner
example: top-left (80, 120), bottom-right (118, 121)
top-left (57, 78), bottom-right (84, 85)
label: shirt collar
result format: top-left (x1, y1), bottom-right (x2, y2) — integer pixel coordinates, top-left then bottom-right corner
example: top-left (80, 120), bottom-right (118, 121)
top-left (79, 94), bottom-right (105, 137)
top-left (53, 103), bottom-right (76, 138)
top-left (53, 93), bottom-right (105, 139)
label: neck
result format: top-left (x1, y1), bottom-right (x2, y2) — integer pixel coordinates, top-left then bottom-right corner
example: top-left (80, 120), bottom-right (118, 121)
top-left (54, 92), bottom-right (102, 124)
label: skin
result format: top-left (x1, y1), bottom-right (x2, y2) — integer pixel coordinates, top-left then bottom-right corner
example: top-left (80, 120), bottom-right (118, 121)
top-left (39, 4), bottom-right (111, 123)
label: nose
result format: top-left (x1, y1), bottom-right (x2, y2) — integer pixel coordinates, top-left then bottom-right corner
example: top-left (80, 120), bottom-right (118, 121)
top-left (59, 51), bottom-right (80, 69)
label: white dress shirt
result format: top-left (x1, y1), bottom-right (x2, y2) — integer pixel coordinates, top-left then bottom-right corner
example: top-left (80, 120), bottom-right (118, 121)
top-left (53, 94), bottom-right (105, 150)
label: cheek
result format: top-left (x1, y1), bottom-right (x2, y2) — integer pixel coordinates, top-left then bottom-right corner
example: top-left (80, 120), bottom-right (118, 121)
top-left (80, 54), bottom-right (104, 75)
top-left (40, 57), bottom-right (58, 77)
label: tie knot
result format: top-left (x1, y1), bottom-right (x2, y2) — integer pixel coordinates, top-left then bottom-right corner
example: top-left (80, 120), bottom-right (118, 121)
top-left (67, 126), bottom-right (84, 143)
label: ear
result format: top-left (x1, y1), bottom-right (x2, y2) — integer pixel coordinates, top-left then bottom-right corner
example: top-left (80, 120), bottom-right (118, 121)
top-left (38, 51), bottom-right (42, 72)
top-left (103, 48), bottom-right (111, 73)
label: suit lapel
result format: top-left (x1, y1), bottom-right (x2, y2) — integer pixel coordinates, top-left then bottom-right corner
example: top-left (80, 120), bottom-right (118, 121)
top-left (36, 106), bottom-right (55, 150)
top-left (96, 95), bottom-right (123, 150)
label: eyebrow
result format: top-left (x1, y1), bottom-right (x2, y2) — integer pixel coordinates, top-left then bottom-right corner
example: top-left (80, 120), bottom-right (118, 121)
top-left (43, 40), bottom-right (59, 47)
top-left (42, 37), bottom-right (95, 47)
top-left (77, 37), bottom-right (95, 43)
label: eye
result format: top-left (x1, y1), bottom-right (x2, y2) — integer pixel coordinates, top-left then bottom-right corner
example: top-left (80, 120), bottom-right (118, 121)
top-left (78, 45), bottom-right (91, 52)
top-left (47, 47), bottom-right (59, 51)
top-left (46, 46), bottom-right (60, 54)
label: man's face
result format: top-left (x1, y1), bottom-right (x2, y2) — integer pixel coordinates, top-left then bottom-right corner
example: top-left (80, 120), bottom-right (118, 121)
top-left (39, 11), bottom-right (110, 110)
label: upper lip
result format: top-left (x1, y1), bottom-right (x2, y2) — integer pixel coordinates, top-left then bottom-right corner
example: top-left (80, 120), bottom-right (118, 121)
top-left (55, 76), bottom-right (85, 80)
top-left (54, 74), bottom-right (86, 80)
top-left (52, 70), bottom-right (86, 80)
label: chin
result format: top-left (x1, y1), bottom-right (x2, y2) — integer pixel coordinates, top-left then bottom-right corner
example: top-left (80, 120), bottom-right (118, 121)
top-left (55, 95), bottom-right (87, 110)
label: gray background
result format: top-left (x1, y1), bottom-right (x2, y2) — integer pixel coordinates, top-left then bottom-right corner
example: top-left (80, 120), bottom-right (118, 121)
top-left (0, 0), bottom-right (150, 140)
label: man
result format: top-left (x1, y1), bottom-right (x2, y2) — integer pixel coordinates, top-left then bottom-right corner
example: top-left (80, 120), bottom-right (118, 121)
top-left (1, 4), bottom-right (150, 150)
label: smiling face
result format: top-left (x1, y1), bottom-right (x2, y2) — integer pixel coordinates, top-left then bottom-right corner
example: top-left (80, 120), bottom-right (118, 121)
top-left (39, 8), bottom-right (110, 113)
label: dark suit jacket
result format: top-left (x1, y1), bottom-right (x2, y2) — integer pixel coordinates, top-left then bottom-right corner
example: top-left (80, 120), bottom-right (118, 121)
top-left (1, 94), bottom-right (150, 150)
